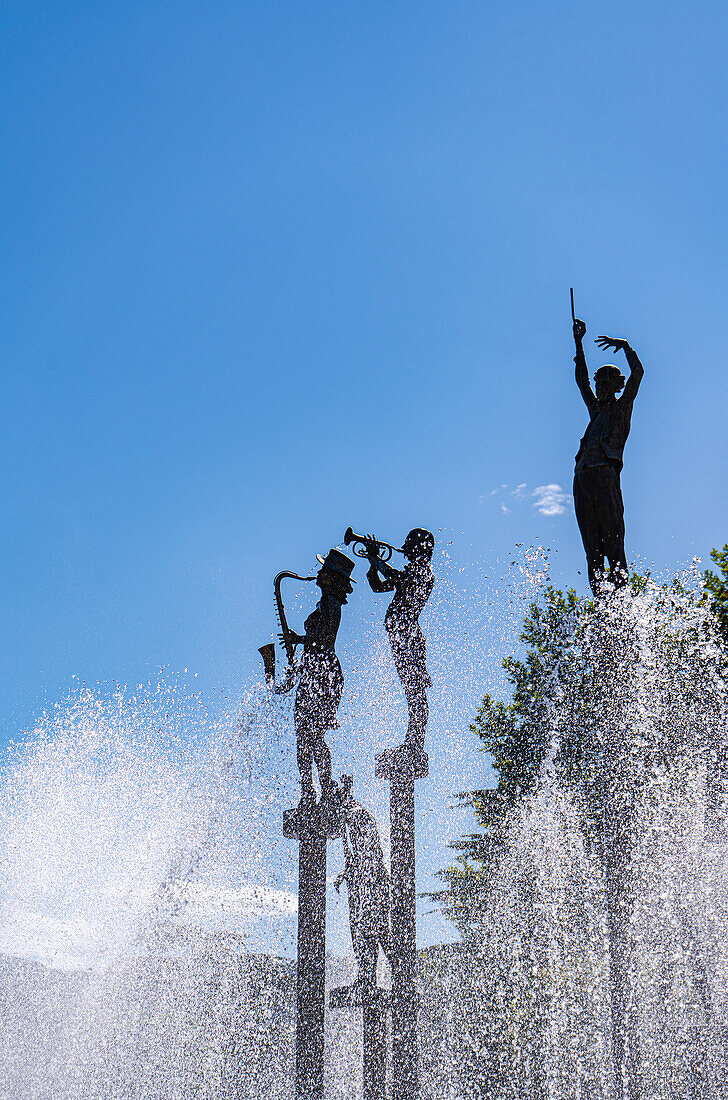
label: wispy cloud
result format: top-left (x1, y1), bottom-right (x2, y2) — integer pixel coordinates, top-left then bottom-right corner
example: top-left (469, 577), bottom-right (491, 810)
top-left (485, 481), bottom-right (570, 518)
top-left (532, 484), bottom-right (571, 517)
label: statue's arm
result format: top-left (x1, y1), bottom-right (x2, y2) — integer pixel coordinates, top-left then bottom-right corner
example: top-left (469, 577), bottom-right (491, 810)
top-left (573, 318), bottom-right (597, 412)
top-left (335, 831), bottom-right (352, 892)
top-left (620, 343), bottom-right (644, 406)
top-left (317, 599), bottom-right (342, 649)
top-left (595, 335), bottom-right (644, 408)
top-left (366, 559), bottom-right (398, 593)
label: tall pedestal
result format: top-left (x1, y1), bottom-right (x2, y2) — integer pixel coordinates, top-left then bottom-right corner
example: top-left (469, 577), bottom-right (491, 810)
top-left (329, 986), bottom-right (388, 1100)
top-left (377, 747), bottom-right (428, 1100)
top-left (284, 804), bottom-right (341, 1100)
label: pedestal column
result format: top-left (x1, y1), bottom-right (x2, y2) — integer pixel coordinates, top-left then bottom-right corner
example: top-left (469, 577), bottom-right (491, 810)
top-left (284, 804), bottom-right (340, 1100)
top-left (376, 747), bottom-right (428, 1100)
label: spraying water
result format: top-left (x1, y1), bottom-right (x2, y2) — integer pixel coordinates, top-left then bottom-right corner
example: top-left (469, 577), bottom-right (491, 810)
top-left (1, 558), bottom-right (727, 1098)
top-left (0, 680), bottom-right (299, 1099)
top-left (432, 569), bottom-right (728, 1100)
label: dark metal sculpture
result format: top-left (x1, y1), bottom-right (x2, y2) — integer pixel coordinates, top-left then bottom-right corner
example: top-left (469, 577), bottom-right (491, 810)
top-left (350, 527), bottom-right (434, 1099)
top-left (358, 527), bottom-right (435, 760)
top-left (345, 526), bottom-right (404, 563)
top-left (571, 294), bottom-right (644, 595)
top-left (261, 548), bottom-right (355, 1100)
top-left (334, 774), bottom-right (393, 997)
top-left (260, 549), bottom-right (355, 804)
top-left (258, 570), bottom-right (316, 689)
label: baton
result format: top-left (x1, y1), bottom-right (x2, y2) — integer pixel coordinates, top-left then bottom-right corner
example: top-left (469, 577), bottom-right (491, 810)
top-left (570, 287), bottom-right (576, 323)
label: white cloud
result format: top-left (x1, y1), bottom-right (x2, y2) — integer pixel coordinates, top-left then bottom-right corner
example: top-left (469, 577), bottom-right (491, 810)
top-left (500, 503), bottom-right (511, 515)
top-left (532, 484), bottom-right (571, 517)
top-left (511, 483), bottom-right (527, 500)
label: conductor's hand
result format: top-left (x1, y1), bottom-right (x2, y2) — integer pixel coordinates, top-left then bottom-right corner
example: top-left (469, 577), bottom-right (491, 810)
top-left (595, 335), bottom-right (628, 354)
top-left (573, 318), bottom-right (586, 342)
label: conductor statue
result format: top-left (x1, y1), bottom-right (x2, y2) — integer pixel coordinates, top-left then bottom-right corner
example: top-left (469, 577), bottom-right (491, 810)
top-left (572, 313), bottom-right (644, 595)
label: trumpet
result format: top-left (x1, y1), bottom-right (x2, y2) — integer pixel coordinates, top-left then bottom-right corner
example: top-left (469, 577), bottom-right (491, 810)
top-left (343, 527), bottom-right (403, 563)
top-left (259, 570), bottom-right (315, 687)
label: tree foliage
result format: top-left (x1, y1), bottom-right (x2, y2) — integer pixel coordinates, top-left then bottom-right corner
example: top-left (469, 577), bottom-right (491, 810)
top-left (705, 543), bottom-right (728, 646)
top-left (431, 585), bottom-right (590, 936)
top-left (434, 559), bottom-right (728, 939)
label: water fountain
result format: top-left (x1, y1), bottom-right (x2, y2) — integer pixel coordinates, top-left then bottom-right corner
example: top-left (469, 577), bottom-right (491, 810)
top-left (2, 559), bottom-right (726, 1099)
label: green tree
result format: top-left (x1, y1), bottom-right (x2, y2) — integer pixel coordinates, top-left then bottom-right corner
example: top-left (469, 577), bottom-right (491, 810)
top-left (705, 544), bottom-right (728, 646)
top-left (430, 585), bottom-right (593, 936)
top-left (434, 560), bottom-right (727, 938)
top-left (431, 564), bottom-right (728, 1100)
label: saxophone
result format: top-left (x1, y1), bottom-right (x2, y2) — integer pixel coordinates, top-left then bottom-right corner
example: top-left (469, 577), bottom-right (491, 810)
top-left (258, 571), bottom-right (315, 691)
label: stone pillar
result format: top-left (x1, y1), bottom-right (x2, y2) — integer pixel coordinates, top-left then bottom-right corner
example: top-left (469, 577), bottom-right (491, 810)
top-left (284, 804), bottom-right (340, 1100)
top-left (362, 990), bottom-right (387, 1100)
top-left (376, 747), bottom-right (429, 1100)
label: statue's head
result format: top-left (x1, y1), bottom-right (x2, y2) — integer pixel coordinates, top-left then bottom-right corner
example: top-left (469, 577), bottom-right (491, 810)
top-left (594, 364), bottom-right (625, 402)
top-left (316, 549), bottom-right (356, 601)
top-left (403, 528), bottom-right (435, 562)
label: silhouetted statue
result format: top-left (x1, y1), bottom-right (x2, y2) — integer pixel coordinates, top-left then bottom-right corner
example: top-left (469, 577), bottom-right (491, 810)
top-left (287, 549), bottom-right (355, 805)
top-left (334, 775), bottom-right (393, 997)
top-left (573, 317), bottom-right (644, 595)
top-left (364, 529), bottom-right (435, 758)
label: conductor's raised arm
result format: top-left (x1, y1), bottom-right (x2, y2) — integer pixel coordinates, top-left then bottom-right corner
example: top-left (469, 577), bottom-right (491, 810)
top-left (595, 335), bottom-right (644, 406)
top-left (573, 318), bottom-right (597, 412)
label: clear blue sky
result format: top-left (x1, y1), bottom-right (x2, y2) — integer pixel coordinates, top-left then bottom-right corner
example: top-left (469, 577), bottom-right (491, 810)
top-left (2, 3), bottom-right (727, 797)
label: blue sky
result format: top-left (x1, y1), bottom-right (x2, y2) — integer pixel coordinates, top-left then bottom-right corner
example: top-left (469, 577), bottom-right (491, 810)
top-left (2, 2), bottom-right (728, 941)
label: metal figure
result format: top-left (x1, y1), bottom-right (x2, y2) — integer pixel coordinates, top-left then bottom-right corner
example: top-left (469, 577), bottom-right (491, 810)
top-left (290, 549), bottom-right (355, 804)
top-left (261, 549), bottom-right (355, 804)
top-left (259, 571), bottom-right (316, 692)
top-left (364, 528), bottom-right (435, 758)
top-left (344, 527), bottom-right (403, 563)
top-left (572, 306), bottom-right (644, 595)
top-left (334, 775), bottom-right (393, 997)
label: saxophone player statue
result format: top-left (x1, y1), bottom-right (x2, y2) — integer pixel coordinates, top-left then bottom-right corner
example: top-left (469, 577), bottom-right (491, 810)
top-left (261, 548), bottom-right (355, 805)
top-left (262, 547), bottom-right (356, 1100)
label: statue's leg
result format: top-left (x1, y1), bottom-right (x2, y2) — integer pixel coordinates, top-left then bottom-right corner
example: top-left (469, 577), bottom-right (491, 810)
top-left (296, 723), bottom-right (316, 801)
top-left (311, 732), bottom-right (332, 793)
top-left (403, 676), bottom-right (428, 746)
top-left (379, 912), bottom-right (395, 968)
top-left (359, 937), bottom-right (377, 991)
top-left (391, 635), bottom-right (428, 746)
top-left (406, 630), bottom-right (429, 745)
top-left (574, 469), bottom-right (605, 595)
top-left (351, 919), bottom-right (367, 987)
top-left (601, 468), bottom-right (627, 586)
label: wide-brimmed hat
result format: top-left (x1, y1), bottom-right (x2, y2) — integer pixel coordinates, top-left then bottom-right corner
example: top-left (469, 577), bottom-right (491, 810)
top-left (316, 548), bottom-right (356, 582)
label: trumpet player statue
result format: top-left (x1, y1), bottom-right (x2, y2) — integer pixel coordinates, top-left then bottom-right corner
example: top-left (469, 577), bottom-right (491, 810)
top-left (363, 528), bottom-right (435, 762)
top-left (572, 314), bottom-right (644, 595)
top-left (334, 775), bottom-right (393, 1001)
